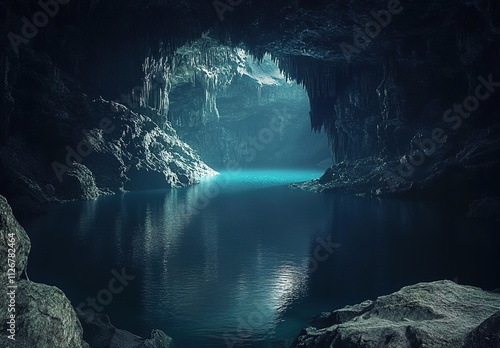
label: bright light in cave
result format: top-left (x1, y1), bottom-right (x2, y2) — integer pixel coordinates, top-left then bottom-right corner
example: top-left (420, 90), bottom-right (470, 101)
top-left (161, 40), bottom-right (332, 172)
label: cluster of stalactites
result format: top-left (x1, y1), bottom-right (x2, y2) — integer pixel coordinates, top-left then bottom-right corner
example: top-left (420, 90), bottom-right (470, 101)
top-left (142, 38), bottom-right (246, 126)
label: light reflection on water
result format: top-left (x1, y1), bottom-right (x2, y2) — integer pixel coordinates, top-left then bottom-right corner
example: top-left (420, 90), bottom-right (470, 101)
top-left (19, 169), bottom-right (500, 348)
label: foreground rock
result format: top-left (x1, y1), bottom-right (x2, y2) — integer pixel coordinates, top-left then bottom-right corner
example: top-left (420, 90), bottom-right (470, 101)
top-left (464, 310), bottom-right (500, 348)
top-left (76, 309), bottom-right (173, 348)
top-left (0, 195), bottom-right (87, 347)
top-left (294, 280), bottom-right (500, 348)
top-left (0, 195), bottom-right (173, 347)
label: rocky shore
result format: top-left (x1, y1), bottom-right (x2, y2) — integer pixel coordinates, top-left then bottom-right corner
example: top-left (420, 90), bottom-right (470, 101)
top-left (294, 280), bottom-right (500, 348)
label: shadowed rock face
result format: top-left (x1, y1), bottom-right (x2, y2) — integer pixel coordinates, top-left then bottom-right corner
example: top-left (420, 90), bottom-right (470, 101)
top-left (76, 309), bottom-right (173, 348)
top-left (464, 310), bottom-right (500, 348)
top-left (294, 280), bottom-right (500, 348)
top-left (0, 48), bottom-right (216, 214)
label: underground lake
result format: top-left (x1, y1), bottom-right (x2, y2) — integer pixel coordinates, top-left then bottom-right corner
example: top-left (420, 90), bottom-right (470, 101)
top-left (19, 169), bottom-right (500, 348)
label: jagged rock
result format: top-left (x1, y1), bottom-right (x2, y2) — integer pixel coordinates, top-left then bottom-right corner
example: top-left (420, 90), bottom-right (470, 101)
top-left (293, 127), bottom-right (500, 202)
top-left (293, 280), bottom-right (500, 348)
top-left (59, 163), bottom-right (107, 201)
top-left (0, 195), bottom-right (88, 347)
top-left (76, 308), bottom-right (173, 348)
top-left (0, 48), bottom-right (216, 213)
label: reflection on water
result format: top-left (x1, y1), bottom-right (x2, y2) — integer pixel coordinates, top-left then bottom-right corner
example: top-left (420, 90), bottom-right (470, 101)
top-left (20, 170), bottom-right (500, 348)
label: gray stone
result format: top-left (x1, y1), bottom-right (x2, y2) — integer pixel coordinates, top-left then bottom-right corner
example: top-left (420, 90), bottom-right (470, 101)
top-left (0, 280), bottom-right (88, 348)
top-left (294, 280), bottom-right (500, 348)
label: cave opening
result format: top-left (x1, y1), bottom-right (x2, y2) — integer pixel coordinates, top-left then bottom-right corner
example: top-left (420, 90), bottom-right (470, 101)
top-left (138, 39), bottom-right (332, 175)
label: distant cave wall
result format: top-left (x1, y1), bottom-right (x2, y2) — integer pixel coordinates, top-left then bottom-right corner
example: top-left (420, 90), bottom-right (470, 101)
top-left (140, 39), bottom-right (330, 167)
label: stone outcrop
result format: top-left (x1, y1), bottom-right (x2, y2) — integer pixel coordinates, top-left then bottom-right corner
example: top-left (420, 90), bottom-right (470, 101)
top-left (293, 126), bottom-right (500, 200)
top-left (76, 309), bottom-right (173, 348)
top-left (464, 310), bottom-right (500, 348)
top-left (0, 48), bottom-right (216, 214)
top-left (294, 280), bottom-right (500, 348)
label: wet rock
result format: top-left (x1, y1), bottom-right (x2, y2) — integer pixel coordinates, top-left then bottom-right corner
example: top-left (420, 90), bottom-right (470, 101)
top-left (294, 280), bottom-right (500, 348)
top-left (58, 163), bottom-right (107, 201)
top-left (76, 308), bottom-right (173, 348)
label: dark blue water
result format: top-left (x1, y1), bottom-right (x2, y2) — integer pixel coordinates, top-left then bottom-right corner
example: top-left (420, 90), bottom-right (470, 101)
top-left (20, 169), bottom-right (500, 348)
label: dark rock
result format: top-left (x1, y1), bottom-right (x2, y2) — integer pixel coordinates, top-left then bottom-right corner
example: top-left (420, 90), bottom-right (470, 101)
top-left (58, 163), bottom-right (107, 201)
top-left (76, 308), bottom-right (173, 348)
top-left (0, 49), bottom-right (216, 214)
top-left (294, 280), bottom-right (500, 348)
top-left (0, 280), bottom-right (89, 348)
top-left (464, 310), bottom-right (500, 348)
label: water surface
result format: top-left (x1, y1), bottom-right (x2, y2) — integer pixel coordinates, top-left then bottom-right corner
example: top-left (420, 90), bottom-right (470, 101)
top-left (20, 169), bottom-right (500, 347)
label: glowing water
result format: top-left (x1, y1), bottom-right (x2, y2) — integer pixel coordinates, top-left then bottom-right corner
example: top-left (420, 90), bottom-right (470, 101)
top-left (20, 169), bottom-right (500, 347)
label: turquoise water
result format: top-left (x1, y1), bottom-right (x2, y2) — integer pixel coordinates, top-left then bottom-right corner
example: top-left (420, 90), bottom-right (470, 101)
top-left (20, 169), bottom-right (500, 347)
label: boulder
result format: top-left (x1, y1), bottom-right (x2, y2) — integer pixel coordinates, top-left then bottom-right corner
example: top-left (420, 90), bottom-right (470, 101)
top-left (76, 308), bottom-right (173, 348)
top-left (294, 280), bottom-right (500, 348)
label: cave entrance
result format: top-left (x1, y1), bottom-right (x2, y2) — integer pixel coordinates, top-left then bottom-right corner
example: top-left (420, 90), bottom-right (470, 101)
top-left (142, 39), bottom-right (331, 172)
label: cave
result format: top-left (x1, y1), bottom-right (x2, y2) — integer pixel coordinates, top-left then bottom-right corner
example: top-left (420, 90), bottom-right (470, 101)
top-left (1, 1), bottom-right (500, 348)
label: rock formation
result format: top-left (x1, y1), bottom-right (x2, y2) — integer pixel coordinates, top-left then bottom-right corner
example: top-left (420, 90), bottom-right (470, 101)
top-left (294, 280), bottom-right (500, 348)
top-left (0, 48), bottom-right (216, 214)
